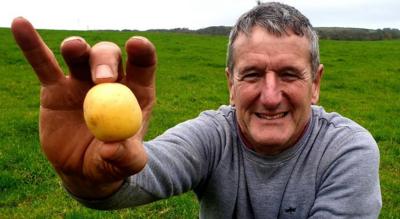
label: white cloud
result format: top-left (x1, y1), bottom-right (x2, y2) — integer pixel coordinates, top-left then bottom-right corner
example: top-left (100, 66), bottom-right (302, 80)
top-left (1, 0), bottom-right (399, 30)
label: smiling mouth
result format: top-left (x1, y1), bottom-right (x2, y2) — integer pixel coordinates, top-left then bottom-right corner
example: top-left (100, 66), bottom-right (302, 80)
top-left (255, 112), bottom-right (287, 120)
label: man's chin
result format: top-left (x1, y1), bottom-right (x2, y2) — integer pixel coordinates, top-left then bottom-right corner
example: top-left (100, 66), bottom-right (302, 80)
top-left (249, 133), bottom-right (291, 154)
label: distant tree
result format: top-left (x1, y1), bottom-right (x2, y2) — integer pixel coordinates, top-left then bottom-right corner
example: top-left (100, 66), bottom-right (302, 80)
top-left (256, 0), bottom-right (262, 5)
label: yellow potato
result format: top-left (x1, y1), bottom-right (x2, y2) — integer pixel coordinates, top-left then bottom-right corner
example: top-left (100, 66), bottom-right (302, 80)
top-left (83, 83), bottom-right (142, 142)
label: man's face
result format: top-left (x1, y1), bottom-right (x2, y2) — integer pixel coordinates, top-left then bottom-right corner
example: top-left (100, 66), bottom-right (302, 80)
top-left (227, 26), bottom-right (323, 155)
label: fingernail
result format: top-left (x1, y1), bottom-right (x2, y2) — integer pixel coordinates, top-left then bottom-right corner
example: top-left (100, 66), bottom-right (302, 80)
top-left (61, 36), bottom-right (85, 47)
top-left (95, 65), bottom-right (113, 79)
top-left (130, 36), bottom-right (149, 42)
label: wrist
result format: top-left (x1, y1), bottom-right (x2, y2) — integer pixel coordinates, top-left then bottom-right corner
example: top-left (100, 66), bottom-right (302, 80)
top-left (60, 175), bottom-right (124, 200)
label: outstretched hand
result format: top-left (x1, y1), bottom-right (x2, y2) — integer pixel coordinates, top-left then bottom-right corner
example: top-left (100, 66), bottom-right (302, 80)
top-left (11, 17), bottom-right (156, 198)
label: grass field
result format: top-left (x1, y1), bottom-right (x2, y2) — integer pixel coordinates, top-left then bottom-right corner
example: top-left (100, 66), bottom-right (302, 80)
top-left (0, 27), bottom-right (399, 218)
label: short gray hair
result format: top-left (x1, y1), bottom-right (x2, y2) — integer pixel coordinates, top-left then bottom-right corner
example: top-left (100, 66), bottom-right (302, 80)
top-left (227, 2), bottom-right (320, 79)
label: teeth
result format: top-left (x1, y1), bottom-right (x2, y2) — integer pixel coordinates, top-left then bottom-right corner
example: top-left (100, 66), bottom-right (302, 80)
top-left (257, 112), bottom-right (285, 120)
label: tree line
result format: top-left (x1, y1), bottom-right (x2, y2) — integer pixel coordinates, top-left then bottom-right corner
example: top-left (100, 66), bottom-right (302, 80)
top-left (140, 26), bottom-right (400, 40)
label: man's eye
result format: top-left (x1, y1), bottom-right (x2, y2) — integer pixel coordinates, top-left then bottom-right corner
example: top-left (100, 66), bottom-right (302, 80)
top-left (240, 72), bottom-right (261, 81)
top-left (281, 71), bottom-right (299, 81)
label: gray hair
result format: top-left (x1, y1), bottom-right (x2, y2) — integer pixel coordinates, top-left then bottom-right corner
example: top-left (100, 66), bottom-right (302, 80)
top-left (227, 2), bottom-right (320, 79)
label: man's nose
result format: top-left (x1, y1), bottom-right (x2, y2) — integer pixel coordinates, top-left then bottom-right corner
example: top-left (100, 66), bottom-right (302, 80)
top-left (259, 72), bottom-right (282, 108)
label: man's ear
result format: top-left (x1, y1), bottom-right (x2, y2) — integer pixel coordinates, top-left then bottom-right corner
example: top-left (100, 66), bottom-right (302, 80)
top-left (311, 64), bottom-right (324, 105)
top-left (225, 67), bottom-right (235, 106)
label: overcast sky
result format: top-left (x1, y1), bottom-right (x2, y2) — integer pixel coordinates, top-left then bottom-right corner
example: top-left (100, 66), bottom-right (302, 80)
top-left (1, 0), bottom-right (399, 31)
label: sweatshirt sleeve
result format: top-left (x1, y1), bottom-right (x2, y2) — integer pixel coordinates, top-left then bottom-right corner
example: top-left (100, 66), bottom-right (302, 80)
top-left (71, 109), bottom-right (230, 210)
top-left (309, 130), bottom-right (382, 219)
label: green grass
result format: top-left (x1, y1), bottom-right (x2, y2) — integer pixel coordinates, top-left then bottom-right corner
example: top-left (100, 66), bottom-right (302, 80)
top-left (319, 40), bottom-right (400, 219)
top-left (0, 27), bottom-right (399, 218)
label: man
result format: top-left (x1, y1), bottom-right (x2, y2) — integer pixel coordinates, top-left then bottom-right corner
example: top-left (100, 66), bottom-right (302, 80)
top-left (12, 2), bottom-right (381, 218)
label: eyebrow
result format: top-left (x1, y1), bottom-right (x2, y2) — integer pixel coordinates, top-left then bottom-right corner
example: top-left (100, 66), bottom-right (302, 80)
top-left (238, 66), bottom-right (258, 73)
top-left (237, 64), bottom-right (303, 74)
top-left (278, 66), bottom-right (301, 73)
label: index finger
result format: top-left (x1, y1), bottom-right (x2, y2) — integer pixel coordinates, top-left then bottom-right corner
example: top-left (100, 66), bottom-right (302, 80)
top-left (124, 37), bottom-right (157, 110)
top-left (125, 36), bottom-right (157, 88)
top-left (11, 17), bottom-right (64, 86)
top-left (124, 36), bottom-right (157, 141)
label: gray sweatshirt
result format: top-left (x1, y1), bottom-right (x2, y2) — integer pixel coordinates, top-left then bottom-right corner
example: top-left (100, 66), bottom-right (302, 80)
top-left (74, 105), bottom-right (382, 218)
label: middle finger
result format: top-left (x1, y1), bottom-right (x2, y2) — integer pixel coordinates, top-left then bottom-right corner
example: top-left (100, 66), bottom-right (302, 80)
top-left (90, 42), bottom-right (123, 84)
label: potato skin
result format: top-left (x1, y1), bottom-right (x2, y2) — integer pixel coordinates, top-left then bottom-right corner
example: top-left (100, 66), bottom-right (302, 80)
top-left (83, 83), bottom-right (142, 142)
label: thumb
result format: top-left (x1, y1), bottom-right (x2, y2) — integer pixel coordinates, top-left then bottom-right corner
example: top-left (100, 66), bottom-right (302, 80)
top-left (99, 139), bottom-right (148, 176)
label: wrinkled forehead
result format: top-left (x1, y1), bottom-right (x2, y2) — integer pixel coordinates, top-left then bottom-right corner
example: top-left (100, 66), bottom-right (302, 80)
top-left (230, 26), bottom-right (313, 71)
top-left (234, 25), bottom-right (311, 46)
top-left (233, 26), bottom-right (312, 55)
